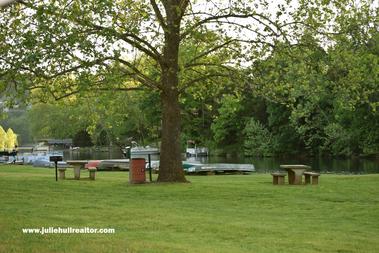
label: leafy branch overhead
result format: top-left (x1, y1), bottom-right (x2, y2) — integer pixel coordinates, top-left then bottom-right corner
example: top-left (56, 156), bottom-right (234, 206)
top-left (1, 0), bottom-right (340, 100)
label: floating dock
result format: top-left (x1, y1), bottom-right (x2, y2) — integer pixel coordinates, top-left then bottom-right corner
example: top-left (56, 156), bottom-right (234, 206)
top-left (184, 163), bottom-right (255, 174)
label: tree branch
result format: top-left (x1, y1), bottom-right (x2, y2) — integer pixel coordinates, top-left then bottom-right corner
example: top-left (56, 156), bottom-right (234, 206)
top-left (279, 21), bottom-right (344, 36)
top-left (236, 39), bottom-right (276, 49)
top-left (96, 87), bottom-right (144, 92)
top-left (17, 57), bottom-right (113, 80)
top-left (50, 87), bottom-right (143, 101)
top-left (180, 73), bottom-right (231, 93)
top-left (180, 11), bottom-right (296, 44)
top-left (29, 83), bottom-right (144, 101)
top-left (90, 24), bottom-right (162, 63)
top-left (185, 40), bottom-right (236, 66)
top-left (184, 62), bottom-right (234, 71)
top-left (178, 0), bottom-right (190, 19)
top-left (16, 1), bottom-right (163, 63)
top-left (117, 58), bottom-right (161, 90)
top-left (150, 0), bottom-right (167, 29)
top-left (181, 13), bottom-right (275, 39)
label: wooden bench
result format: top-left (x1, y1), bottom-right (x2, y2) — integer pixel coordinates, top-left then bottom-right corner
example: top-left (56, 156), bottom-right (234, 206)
top-left (88, 167), bottom-right (97, 180)
top-left (304, 172), bottom-right (320, 185)
top-left (58, 168), bottom-right (67, 180)
top-left (271, 172), bottom-right (287, 185)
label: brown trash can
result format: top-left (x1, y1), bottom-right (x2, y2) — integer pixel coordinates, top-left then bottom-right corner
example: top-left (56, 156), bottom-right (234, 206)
top-left (129, 158), bottom-right (146, 184)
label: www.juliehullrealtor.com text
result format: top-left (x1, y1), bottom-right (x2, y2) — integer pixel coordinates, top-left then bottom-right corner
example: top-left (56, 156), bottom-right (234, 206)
top-left (22, 227), bottom-right (115, 234)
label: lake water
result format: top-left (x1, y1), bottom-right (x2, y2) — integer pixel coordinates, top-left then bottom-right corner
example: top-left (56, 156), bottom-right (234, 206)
top-left (63, 148), bottom-right (379, 174)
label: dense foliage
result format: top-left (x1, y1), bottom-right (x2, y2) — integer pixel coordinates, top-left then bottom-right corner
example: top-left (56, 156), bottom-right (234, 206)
top-left (0, 1), bottom-right (378, 158)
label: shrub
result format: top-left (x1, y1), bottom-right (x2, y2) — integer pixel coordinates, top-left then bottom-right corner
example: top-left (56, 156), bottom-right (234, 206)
top-left (243, 118), bottom-right (275, 157)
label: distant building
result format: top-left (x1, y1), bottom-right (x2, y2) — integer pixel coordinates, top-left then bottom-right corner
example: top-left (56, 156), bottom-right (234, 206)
top-left (34, 139), bottom-right (73, 151)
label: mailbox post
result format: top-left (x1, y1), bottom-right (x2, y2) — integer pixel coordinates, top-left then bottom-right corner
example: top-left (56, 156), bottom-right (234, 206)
top-left (49, 156), bottom-right (63, 181)
top-left (148, 154), bottom-right (152, 182)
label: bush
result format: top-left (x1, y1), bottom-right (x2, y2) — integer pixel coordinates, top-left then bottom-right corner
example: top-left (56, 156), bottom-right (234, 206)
top-left (243, 118), bottom-right (275, 157)
top-left (322, 123), bottom-right (353, 156)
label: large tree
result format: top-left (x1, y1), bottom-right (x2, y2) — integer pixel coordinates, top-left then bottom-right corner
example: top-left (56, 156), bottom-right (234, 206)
top-left (0, 0), bottom-right (341, 182)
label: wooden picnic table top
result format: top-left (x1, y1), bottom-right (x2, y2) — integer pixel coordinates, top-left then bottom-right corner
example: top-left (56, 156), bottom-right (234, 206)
top-left (280, 164), bottom-right (311, 170)
top-left (66, 160), bottom-right (89, 166)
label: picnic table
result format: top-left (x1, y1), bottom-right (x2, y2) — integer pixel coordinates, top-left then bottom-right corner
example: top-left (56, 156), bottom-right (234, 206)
top-left (66, 160), bottom-right (89, 180)
top-left (280, 165), bottom-right (311, 185)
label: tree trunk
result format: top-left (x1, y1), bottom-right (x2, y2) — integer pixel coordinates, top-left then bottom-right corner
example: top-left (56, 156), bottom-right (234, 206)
top-left (157, 85), bottom-right (187, 182)
top-left (157, 1), bottom-right (187, 183)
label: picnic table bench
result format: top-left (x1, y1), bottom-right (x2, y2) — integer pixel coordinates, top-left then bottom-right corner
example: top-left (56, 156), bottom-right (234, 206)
top-left (271, 172), bottom-right (286, 185)
top-left (304, 171), bottom-right (320, 185)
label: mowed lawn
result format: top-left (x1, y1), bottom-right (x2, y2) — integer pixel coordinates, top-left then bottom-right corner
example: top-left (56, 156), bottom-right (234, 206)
top-left (0, 165), bottom-right (378, 253)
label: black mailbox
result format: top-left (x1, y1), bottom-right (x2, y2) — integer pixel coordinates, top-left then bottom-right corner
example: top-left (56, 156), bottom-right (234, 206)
top-left (49, 156), bottom-right (63, 162)
top-left (50, 156), bottom-right (63, 182)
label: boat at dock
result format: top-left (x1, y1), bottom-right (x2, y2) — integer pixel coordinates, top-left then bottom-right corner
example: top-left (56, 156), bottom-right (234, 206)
top-left (99, 159), bottom-right (130, 170)
top-left (131, 146), bottom-right (159, 155)
top-left (122, 141), bottom-right (160, 157)
top-left (16, 151), bottom-right (68, 168)
top-left (186, 140), bottom-right (209, 157)
top-left (183, 162), bottom-right (255, 174)
top-left (151, 160), bottom-right (255, 174)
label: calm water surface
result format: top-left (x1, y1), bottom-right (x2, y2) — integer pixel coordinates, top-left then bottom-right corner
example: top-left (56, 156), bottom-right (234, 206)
top-left (63, 149), bottom-right (379, 174)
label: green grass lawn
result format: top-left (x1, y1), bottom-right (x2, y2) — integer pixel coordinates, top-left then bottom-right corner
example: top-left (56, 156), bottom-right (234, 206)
top-left (0, 165), bottom-right (379, 253)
